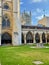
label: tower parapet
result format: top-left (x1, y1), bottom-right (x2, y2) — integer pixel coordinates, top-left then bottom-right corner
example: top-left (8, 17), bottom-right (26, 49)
top-left (21, 11), bottom-right (32, 26)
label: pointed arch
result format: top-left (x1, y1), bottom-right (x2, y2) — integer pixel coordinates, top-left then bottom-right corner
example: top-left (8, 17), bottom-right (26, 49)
top-left (35, 33), bottom-right (40, 43)
top-left (1, 32), bottom-right (12, 45)
top-left (2, 14), bottom-right (10, 28)
top-left (42, 33), bottom-right (46, 43)
top-left (47, 33), bottom-right (49, 43)
top-left (22, 33), bottom-right (24, 44)
top-left (26, 31), bottom-right (33, 43)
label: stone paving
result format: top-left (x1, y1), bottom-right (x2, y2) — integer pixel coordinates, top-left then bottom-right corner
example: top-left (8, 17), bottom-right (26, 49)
top-left (30, 46), bottom-right (49, 48)
top-left (33, 61), bottom-right (44, 65)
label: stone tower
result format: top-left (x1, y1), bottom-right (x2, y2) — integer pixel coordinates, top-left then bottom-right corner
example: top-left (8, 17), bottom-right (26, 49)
top-left (13, 0), bottom-right (21, 45)
top-left (0, 0), bottom-right (2, 45)
top-left (0, 0), bottom-right (21, 45)
top-left (21, 11), bottom-right (32, 26)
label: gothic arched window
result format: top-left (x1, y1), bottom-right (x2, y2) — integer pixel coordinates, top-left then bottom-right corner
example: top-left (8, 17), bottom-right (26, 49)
top-left (2, 15), bottom-right (10, 28)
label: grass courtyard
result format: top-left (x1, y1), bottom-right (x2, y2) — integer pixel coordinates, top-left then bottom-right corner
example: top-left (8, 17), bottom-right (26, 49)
top-left (0, 45), bottom-right (49, 65)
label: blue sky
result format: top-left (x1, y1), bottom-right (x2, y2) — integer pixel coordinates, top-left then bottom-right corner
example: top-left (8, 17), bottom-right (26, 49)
top-left (20, 0), bottom-right (49, 25)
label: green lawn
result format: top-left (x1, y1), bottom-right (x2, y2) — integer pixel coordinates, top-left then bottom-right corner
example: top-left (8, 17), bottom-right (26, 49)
top-left (0, 45), bottom-right (49, 65)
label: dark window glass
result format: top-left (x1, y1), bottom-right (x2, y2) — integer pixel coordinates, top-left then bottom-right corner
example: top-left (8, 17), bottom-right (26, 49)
top-left (3, 3), bottom-right (9, 9)
top-left (7, 19), bottom-right (10, 27)
top-left (2, 18), bottom-right (6, 28)
top-left (2, 15), bottom-right (10, 28)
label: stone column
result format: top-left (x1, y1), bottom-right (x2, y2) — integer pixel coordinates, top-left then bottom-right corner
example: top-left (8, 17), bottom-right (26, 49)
top-left (24, 33), bottom-right (26, 44)
top-left (39, 34), bottom-right (44, 47)
top-left (13, 0), bottom-right (21, 45)
top-left (33, 34), bottom-right (36, 43)
top-left (40, 34), bottom-right (42, 43)
top-left (45, 34), bottom-right (47, 43)
top-left (0, 1), bottom-right (2, 45)
top-left (0, 18), bottom-right (2, 46)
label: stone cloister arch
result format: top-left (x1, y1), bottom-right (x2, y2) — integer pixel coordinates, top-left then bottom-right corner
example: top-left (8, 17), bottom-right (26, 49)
top-left (22, 31), bottom-right (49, 44)
top-left (42, 33), bottom-right (46, 43)
top-left (47, 33), bottom-right (49, 43)
top-left (35, 33), bottom-right (40, 43)
top-left (1, 32), bottom-right (12, 45)
top-left (22, 33), bottom-right (24, 44)
top-left (26, 31), bottom-right (33, 43)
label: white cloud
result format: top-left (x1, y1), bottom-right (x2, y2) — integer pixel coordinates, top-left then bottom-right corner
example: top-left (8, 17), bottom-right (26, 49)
top-left (36, 8), bottom-right (42, 13)
top-left (31, 0), bottom-right (47, 3)
top-left (32, 8), bottom-right (42, 16)
top-left (20, 2), bottom-right (24, 5)
top-left (36, 15), bottom-right (43, 20)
